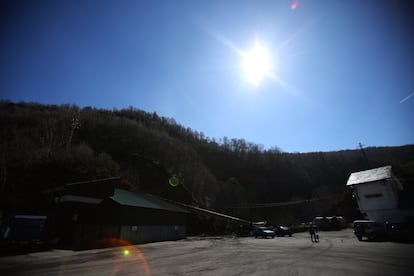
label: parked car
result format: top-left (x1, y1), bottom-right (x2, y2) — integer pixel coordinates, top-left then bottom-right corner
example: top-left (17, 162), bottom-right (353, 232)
top-left (274, 225), bottom-right (293, 237)
top-left (253, 227), bottom-right (275, 238)
top-left (0, 215), bottom-right (47, 244)
top-left (314, 216), bottom-right (346, 231)
top-left (353, 220), bottom-right (386, 241)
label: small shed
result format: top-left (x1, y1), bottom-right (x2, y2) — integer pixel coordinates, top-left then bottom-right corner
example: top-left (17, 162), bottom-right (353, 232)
top-left (346, 165), bottom-right (413, 223)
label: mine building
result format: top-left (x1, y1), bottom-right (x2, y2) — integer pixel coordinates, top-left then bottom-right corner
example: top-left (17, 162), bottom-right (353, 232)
top-left (44, 178), bottom-right (189, 248)
top-left (346, 165), bottom-right (414, 224)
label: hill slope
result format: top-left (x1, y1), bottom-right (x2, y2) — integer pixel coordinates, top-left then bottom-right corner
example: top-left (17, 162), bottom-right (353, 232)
top-left (1, 101), bottom-right (413, 226)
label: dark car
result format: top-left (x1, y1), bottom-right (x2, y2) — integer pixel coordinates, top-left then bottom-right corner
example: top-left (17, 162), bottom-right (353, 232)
top-left (0, 215), bottom-right (47, 244)
top-left (274, 226), bottom-right (293, 237)
top-left (353, 220), bottom-right (386, 241)
top-left (253, 227), bottom-right (275, 238)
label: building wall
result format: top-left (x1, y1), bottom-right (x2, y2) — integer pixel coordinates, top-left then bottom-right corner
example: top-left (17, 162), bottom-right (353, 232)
top-left (352, 178), bottom-right (414, 223)
top-left (364, 208), bottom-right (414, 223)
top-left (119, 225), bottom-right (186, 244)
top-left (51, 201), bottom-right (187, 247)
top-left (354, 179), bottom-right (399, 212)
top-left (71, 223), bottom-right (186, 246)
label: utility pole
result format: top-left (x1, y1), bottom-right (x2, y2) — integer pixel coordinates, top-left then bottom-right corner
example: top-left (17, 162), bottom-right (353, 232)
top-left (67, 117), bottom-right (81, 149)
top-left (358, 142), bottom-right (370, 167)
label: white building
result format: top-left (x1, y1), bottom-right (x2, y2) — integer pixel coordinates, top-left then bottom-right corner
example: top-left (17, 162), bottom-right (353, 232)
top-left (346, 165), bottom-right (414, 223)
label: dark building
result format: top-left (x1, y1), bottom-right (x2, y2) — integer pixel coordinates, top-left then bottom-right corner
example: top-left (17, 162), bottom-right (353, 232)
top-left (44, 178), bottom-right (189, 248)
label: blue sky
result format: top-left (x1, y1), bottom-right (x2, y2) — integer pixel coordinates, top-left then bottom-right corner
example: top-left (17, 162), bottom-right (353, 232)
top-left (1, 0), bottom-right (413, 153)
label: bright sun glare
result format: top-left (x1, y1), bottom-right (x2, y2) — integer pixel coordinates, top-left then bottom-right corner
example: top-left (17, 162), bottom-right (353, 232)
top-left (242, 42), bottom-right (272, 86)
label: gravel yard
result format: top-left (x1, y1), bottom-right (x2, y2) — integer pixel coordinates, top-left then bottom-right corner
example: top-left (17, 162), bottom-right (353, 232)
top-left (1, 228), bottom-right (413, 275)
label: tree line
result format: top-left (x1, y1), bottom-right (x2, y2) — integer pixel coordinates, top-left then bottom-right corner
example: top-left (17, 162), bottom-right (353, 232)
top-left (1, 101), bottom-right (413, 225)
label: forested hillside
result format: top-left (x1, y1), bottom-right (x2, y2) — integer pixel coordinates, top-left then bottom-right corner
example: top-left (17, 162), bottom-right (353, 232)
top-left (1, 101), bottom-right (413, 225)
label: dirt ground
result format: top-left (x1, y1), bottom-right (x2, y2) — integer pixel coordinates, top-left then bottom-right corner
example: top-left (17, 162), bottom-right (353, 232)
top-left (1, 228), bottom-right (414, 275)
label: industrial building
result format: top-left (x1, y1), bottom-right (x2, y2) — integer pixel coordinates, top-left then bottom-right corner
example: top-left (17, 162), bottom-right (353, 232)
top-left (346, 165), bottom-right (414, 224)
top-left (44, 178), bottom-right (190, 248)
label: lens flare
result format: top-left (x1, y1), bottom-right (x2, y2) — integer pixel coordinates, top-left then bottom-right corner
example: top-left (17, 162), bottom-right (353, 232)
top-left (169, 175), bottom-right (180, 187)
top-left (95, 238), bottom-right (151, 276)
top-left (291, 0), bottom-right (299, 10)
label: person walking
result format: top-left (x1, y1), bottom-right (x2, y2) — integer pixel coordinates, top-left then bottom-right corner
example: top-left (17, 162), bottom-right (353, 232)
top-left (309, 224), bottom-right (318, 242)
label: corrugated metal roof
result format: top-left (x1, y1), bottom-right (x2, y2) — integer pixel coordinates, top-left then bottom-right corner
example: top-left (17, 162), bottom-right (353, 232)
top-left (346, 165), bottom-right (392, 186)
top-left (110, 189), bottom-right (189, 213)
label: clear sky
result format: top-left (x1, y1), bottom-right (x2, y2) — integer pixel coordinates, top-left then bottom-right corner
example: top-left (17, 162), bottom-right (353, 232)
top-left (1, 0), bottom-right (413, 153)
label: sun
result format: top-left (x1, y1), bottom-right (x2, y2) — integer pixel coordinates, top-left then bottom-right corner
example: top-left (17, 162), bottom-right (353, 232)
top-left (242, 41), bottom-right (272, 86)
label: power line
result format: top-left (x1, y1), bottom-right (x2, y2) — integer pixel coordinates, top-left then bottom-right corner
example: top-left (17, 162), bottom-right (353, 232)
top-left (228, 193), bottom-right (343, 209)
